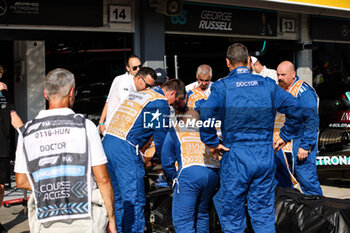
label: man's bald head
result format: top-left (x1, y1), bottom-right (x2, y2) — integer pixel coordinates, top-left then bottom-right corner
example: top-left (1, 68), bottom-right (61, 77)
top-left (278, 61), bottom-right (295, 72)
top-left (277, 61), bottom-right (296, 91)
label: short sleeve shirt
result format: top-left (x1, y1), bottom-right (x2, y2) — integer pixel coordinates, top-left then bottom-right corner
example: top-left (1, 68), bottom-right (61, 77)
top-left (185, 81), bottom-right (213, 96)
top-left (260, 66), bottom-right (278, 83)
top-left (105, 72), bottom-right (136, 128)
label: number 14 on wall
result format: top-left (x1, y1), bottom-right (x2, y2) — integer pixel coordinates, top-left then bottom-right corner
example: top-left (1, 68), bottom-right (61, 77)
top-left (109, 5), bottom-right (131, 23)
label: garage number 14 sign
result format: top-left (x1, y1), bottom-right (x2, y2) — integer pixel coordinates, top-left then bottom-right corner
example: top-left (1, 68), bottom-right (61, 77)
top-left (109, 5), bottom-right (131, 23)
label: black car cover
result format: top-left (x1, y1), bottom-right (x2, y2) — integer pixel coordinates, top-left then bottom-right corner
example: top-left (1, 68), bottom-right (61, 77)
top-left (275, 187), bottom-right (350, 233)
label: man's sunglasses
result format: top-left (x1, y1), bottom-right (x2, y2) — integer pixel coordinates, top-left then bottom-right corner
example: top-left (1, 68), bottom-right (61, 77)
top-left (141, 76), bottom-right (153, 88)
top-left (132, 65), bottom-right (142, 71)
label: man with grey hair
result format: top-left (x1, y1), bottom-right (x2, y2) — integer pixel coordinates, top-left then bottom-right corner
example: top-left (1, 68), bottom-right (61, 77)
top-left (15, 68), bottom-right (117, 233)
top-left (185, 64), bottom-right (213, 96)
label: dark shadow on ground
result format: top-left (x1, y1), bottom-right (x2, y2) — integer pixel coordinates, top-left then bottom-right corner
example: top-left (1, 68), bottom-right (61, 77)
top-left (3, 208), bottom-right (28, 233)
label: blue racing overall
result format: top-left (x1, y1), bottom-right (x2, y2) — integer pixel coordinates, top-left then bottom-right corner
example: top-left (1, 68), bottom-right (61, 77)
top-left (103, 86), bottom-right (170, 233)
top-left (200, 66), bottom-right (302, 233)
top-left (161, 125), bottom-right (220, 233)
top-left (274, 77), bottom-right (322, 195)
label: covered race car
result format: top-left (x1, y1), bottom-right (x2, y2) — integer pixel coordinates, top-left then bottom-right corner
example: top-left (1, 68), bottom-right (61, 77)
top-left (275, 187), bottom-right (350, 233)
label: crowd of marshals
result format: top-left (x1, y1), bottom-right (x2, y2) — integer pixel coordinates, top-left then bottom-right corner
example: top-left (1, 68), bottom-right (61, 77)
top-left (200, 43), bottom-right (302, 233)
top-left (12, 42), bottom-right (323, 233)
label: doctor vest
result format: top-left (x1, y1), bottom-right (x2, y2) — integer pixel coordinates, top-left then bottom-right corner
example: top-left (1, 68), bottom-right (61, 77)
top-left (20, 114), bottom-right (90, 223)
top-left (106, 89), bottom-right (167, 140)
top-left (187, 90), bottom-right (208, 111)
top-left (273, 80), bottom-right (303, 153)
top-left (175, 125), bottom-right (220, 169)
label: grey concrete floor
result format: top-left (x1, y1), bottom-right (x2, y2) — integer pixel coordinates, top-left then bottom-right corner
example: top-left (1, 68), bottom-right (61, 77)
top-left (0, 204), bottom-right (29, 233)
top-left (1, 178), bottom-right (350, 233)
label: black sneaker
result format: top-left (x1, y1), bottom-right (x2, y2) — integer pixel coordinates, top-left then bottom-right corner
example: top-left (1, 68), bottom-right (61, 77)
top-left (0, 223), bottom-right (7, 233)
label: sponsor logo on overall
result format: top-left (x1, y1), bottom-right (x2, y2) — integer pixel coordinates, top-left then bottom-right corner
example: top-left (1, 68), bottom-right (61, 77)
top-left (236, 68), bottom-right (250, 74)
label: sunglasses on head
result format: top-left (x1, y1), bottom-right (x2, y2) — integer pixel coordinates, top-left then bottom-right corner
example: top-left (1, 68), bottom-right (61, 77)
top-left (132, 65), bottom-right (142, 71)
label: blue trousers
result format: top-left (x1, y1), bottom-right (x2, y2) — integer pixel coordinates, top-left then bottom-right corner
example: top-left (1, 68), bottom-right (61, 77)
top-left (275, 151), bottom-right (294, 188)
top-left (214, 145), bottom-right (276, 233)
top-left (275, 148), bottom-right (323, 196)
top-left (102, 135), bottom-right (146, 233)
top-left (172, 166), bottom-right (219, 233)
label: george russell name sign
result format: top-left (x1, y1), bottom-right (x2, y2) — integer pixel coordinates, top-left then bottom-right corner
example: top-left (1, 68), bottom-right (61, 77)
top-left (166, 2), bottom-right (277, 37)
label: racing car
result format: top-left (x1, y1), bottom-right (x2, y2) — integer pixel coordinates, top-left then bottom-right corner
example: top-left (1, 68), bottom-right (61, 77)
top-left (317, 91), bottom-right (350, 179)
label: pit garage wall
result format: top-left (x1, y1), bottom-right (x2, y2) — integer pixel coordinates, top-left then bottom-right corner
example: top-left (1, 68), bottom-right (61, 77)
top-left (8, 0), bottom-right (166, 122)
top-left (13, 41), bottom-right (45, 123)
top-left (5, 0), bottom-right (135, 122)
top-left (8, 0), bottom-right (349, 121)
top-left (296, 14), bottom-right (312, 86)
top-left (186, 0), bottom-right (350, 86)
top-left (164, 1), bottom-right (313, 83)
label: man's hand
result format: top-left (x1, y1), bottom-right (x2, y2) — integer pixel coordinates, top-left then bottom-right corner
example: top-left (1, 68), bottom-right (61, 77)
top-left (15, 173), bottom-right (32, 190)
top-left (10, 111), bottom-right (24, 129)
top-left (193, 84), bottom-right (203, 92)
top-left (98, 124), bottom-right (106, 134)
top-left (93, 165), bottom-right (117, 233)
top-left (208, 144), bottom-right (230, 159)
top-left (273, 137), bottom-right (286, 154)
top-left (297, 147), bottom-right (309, 161)
top-left (106, 221), bottom-right (118, 233)
top-left (0, 82), bottom-right (7, 91)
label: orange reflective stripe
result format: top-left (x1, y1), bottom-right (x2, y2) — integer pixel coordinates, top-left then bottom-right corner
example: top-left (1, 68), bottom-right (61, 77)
top-left (273, 80), bottom-right (303, 152)
top-left (175, 126), bottom-right (219, 168)
top-left (288, 80), bottom-right (303, 97)
top-left (282, 150), bottom-right (299, 186)
top-left (187, 90), bottom-right (208, 110)
top-left (106, 89), bottom-right (166, 139)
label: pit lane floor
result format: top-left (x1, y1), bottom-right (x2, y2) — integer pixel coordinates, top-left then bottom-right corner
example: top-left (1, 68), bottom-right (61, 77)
top-left (1, 177), bottom-right (350, 233)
